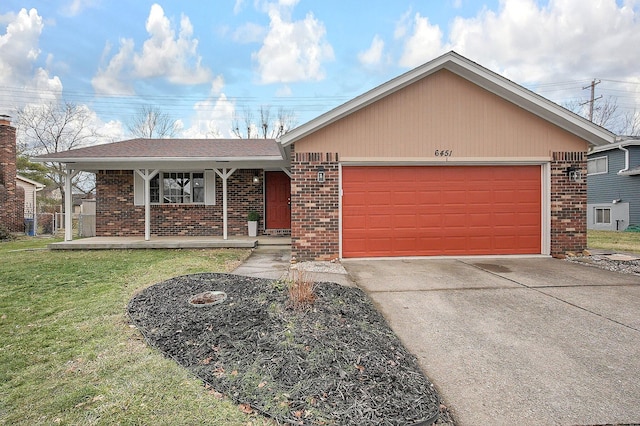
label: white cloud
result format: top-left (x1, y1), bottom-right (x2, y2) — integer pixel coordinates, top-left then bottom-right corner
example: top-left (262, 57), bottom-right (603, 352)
top-left (134, 4), bottom-right (212, 84)
top-left (92, 3), bottom-right (213, 95)
top-left (98, 118), bottom-right (126, 143)
top-left (233, 22), bottom-right (267, 43)
top-left (397, 13), bottom-right (445, 68)
top-left (0, 8), bottom-right (62, 111)
top-left (393, 9), bottom-right (412, 40)
top-left (276, 85), bottom-right (292, 97)
top-left (358, 35), bottom-right (385, 67)
top-left (234, 0), bottom-right (245, 14)
top-left (392, 0), bottom-right (640, 86)
top-left (91, 39), bottom-right (135, 95)
top-left (210, 75), bottom-right (225, 96)
top-left (253, 2), bottom-right (334, 84)
top-left (182, 93), bottom-right (236, 138)
top-left (61, 0), bottom-right (99, 17)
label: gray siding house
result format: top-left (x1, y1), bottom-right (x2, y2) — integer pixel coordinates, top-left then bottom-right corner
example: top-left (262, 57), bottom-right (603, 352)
top-left (587, 139), bottom-right (640, 231)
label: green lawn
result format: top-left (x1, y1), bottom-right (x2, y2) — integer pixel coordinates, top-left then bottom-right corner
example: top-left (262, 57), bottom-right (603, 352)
top-left (0, 239), bottom-right (272, 425)
top-left (588, 229), bottom-right (640, 254)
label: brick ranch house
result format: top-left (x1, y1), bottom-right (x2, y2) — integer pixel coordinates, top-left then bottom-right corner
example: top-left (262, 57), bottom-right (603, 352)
top-left (37, 51), bottom-right (615, 260)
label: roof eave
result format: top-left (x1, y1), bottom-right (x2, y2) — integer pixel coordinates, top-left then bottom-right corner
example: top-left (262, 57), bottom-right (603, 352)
top-left (590, 140), bottom-right (640, 154)
top-left (16, 174), bottom-right (46, 188)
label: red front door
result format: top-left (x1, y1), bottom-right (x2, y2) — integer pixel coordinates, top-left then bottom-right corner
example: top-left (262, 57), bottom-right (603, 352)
top-left (265, 171), bottom-right (291, 229)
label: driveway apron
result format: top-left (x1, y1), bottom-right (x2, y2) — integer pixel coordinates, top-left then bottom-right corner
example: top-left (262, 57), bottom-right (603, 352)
top-left (343, 257), bottom-right (640, 426)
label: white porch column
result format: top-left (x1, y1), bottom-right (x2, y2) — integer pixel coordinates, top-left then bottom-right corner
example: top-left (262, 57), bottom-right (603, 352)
top-left (64, 167), bottom-right (79, 241)
top-left (135, 169), bottom-right (159, 241)
top-left (214, 168), bottom-right (236, 240)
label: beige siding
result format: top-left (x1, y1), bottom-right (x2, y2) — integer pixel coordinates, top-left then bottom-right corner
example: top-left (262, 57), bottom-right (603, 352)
top-left (16, 180), bottom-right (37, 216)
top-left (294, 70), bottom-right (588, 159)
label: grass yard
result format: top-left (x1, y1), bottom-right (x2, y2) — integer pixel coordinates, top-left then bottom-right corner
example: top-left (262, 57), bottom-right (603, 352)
top-left (588, 230), bottom-right (640, 254)
top-left (0, 238), bottom-right (273, 425)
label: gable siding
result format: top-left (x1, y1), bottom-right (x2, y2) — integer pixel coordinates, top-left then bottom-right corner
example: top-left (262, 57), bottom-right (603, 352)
top-left (294, 69), bottom-right (589, 159)
top-left (588, 147), bottom-right (640, 226)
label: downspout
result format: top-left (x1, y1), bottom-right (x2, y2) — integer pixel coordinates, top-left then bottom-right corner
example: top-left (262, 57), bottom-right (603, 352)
top-left (618, 145), bottom-right (630, 174)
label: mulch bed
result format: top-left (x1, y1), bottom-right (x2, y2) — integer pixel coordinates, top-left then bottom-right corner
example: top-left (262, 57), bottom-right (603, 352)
top-left (127, 273), bottom-right (447, 425)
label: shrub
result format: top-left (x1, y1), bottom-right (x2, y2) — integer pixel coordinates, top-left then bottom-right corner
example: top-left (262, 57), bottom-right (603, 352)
top-left (38, 214), bottom-right (54, 234)
top-left (0, 223), bottom-right (15, 241)
top-left (287, 270), bottom-right (316, 311)
top-left (247, 210), bottom-right (260, 221)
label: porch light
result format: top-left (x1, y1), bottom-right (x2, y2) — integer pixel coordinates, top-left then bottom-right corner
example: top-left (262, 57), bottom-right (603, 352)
top-left (317, 166), bottom-right (325, 183)
top-left (253, 175), bottom-right (260, 184)
top-left (566, 166), bottom-right (581, 182)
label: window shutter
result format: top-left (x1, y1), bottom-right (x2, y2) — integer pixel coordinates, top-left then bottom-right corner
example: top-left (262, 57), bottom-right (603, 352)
top-left (205, 170), bottom-right (216, 205)
top-left (134, 171), bottom-right (144, 206)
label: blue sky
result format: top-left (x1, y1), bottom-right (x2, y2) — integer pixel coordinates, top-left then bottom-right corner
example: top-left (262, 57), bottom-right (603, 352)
top-left (1, 0), bottom-right (639, 142)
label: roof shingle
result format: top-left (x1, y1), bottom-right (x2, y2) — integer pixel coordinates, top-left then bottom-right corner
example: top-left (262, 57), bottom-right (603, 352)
top-left (36, 138), bottom-right (282, 160)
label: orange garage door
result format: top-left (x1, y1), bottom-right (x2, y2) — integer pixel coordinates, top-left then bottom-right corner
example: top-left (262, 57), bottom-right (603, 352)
top-left (342, 166), bottom-right (541, 257)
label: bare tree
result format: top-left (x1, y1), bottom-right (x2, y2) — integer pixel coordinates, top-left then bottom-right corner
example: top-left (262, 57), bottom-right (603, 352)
top-left (617, 109), bottom-right (640, 137)
top-left (127, 105), bottom-right (179, 139)
top-left (17, 101), bottom-right (99, 200)
top-left (232, 105), bottom-right (296, 139)
top-left (565, 96), bottom-right (640, 136)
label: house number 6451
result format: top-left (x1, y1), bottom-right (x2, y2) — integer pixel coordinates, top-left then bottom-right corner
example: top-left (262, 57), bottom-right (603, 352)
top-left (434, 149), bottom-right (453, 157)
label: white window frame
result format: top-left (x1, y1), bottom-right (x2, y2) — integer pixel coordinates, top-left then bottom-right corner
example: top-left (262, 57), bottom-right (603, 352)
top-left (134, 170), bottom-right (216, 206)
top-left (151, 172), bottom-right (205, 204)
top-left (587, 156), bottom-right (607, 176)
top-left (594, 207), bottom-right (611, 224)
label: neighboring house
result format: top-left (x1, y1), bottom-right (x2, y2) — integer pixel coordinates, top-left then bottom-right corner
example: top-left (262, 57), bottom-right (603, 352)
top-left (0, 115), bottom-right (25, 233)
top-left (16, 175), bottom-right (45, 233)
top-left (587, 138), bottom-right (640, 231)
top-left (35, 51), bottom-right (615, 260)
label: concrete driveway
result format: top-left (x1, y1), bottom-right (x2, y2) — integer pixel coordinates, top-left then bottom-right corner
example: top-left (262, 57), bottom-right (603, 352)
top-left (342, 257), bottom-right (640, 426)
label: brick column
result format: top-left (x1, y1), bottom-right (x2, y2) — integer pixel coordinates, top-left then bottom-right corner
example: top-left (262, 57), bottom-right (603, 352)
top-left (0, 118), bottom-right (24, 232)
top-left (291, 149), bottom-right (340, 261)
top-left (550, 151), bottom-right (587, 257)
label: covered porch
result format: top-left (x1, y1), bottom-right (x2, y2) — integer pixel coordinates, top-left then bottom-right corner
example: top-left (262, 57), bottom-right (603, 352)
top-left (48, 235), bottom-right (291, 250)
top-left (34, 138), bottom-right (292, 244)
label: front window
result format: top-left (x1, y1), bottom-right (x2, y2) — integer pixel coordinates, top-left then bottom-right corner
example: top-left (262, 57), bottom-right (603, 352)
top-left (594, 207), bottom-right (611, 224)
top-left (587, 156), bottom-right (607, 175)
top-left (150, 172), bottom-right (205, 204)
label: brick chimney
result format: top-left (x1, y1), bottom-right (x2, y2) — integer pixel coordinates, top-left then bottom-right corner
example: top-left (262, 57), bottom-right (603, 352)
top-left (0, 115), bottom-right (25, 232)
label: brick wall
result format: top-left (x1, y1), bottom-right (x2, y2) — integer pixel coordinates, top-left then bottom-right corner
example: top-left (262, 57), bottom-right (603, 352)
top-left (290, 147), bottom-right (340, 261)
top-left (550, 151), bottom-right (587, 257)
top-left (0, 121), bottom-right (25, 232)
top-left (96, 169), bottom-right (264, 237)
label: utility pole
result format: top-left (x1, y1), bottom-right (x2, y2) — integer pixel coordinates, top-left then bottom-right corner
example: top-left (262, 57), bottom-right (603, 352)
top-left (581, 79), bottom-right (602, 122)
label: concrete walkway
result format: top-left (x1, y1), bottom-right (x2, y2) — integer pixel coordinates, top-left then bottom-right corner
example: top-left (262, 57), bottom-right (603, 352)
top-left (231, 246), bottom-right (354, 286)
top-left (231, 246), bottom-right (292, 279)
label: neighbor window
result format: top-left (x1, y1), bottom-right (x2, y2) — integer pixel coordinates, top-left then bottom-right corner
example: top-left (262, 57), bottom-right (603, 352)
top-left (594, 207), bottom-right (611, 224)
top-left (150, 172), bottom-right (205, 204)
top-left (587, 156), bottom-right (607, 175)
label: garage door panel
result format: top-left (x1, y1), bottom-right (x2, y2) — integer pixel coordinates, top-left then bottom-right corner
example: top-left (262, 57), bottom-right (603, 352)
top-left (342, 165), bottom-right (541, 257)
